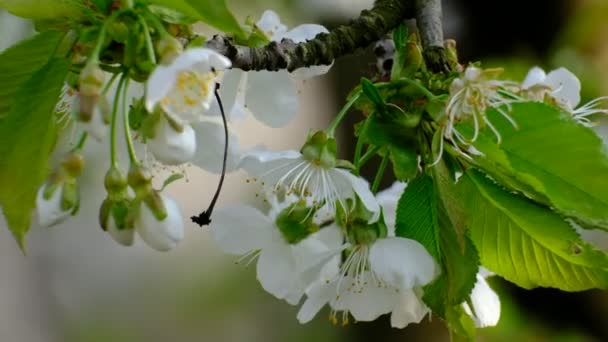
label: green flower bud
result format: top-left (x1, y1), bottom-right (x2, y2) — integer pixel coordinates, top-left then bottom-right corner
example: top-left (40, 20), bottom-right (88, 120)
top-left (104, 166), bottom-right (128, 196)
top-left (127, 164), bottom-right (153, 195)
top-left (61, 153), bottom-right (85, 178)
top-left (60, 179), bottom-right (80, 214)
top-left (142, 191), bottom-right (169, 221)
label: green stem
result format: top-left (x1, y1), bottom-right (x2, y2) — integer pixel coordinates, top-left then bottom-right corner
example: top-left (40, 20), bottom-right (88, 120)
top-left (110, 74), bottom-right (128, 167)
top-left (357, 146), bottom-right (381, 171)
top-left (327, 91), bottom-right (361, 137)
top-left (371, 154), bottom-right (389, 193)
top-left (376, 77), bottom-right (436, 100)
top-left (103, 72), bottom-right (120, 95)
top-left (353, 115), bottom-right (373, 171)
top-left (122, 78), bottom-right (138, 165)
top-left (72, 132), bottom-right (88, 152)
top-left (138, 15), bottom-right (157, 65)
top-left (121, 0), bottom-right (134, 8)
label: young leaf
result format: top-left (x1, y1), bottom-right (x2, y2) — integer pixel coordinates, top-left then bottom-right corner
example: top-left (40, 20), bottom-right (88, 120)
top-left (361, 78), bottom-right (384, 108)
top-left (458, 169), bottom-right (608, 291)
top-left (146, 0), bottom-right (244, 38)
top-left (396, 173), bottom-right (479, 318)
top-left (460, 102), bottom-right (608, 231)
top-left (0, 31), bottom-right (64, 118)
top-left (0, 58), bottom-right (69, 248)
top-left (0, 0), bottom-right (84, 19)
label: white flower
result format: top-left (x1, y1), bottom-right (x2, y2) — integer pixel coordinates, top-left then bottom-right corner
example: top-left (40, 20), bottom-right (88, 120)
top-left (206, 10), bottom-right (333, 129)
top-left (36, 183), bottom-right (72, 227)
top-left (256, 10), bottom-right (332, 79)
top-left (135, 194), bottom-right (184, 251)
top-left (376, 181), bottom-right (407, 229)
top-left (78, 95), bottom-right (110, 141)
top-left (297, 234), bottom-right (436, 326)
top-left (240, 148), bottom-right (380, 220)
top-left (106, 214), bottom-right (135, 246)
top-left (522, 67), bottom-right (580, 109)
top-left (190, 117), bottom-right (241, 174)
top-left (145, 48), bottom-right (232, 124)
top-left (209, 198), bottom-right (344, 304)
top-left (147, 115), bottom-right (196, 165)
top-left (522, 66), bottom-right (607, 126)
top-left (444, 66), bottom-right (518, 147)
top-left (463, 268), bottom-right (501, 328)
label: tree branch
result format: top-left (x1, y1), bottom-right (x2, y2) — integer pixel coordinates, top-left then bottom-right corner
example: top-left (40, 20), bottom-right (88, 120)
top-left (415, 0), bottom-right (449, 73)
top-left (206, 0), bottom-right (416, 72)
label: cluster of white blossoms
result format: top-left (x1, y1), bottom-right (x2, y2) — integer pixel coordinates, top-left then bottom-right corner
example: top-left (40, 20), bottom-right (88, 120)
top-left (440, 64), bottom-right (608, 159)
top-left (210, 176), bottom-right (501, 327)
top-left (35, 11), bottom-right (333, 252)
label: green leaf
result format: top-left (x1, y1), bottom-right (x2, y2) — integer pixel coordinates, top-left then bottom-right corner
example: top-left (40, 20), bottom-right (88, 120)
top-left (147, 0), bottom-right (244, 38)
top-left (0, 0), bottom-right (84, 19)
top-left (160, 173), bottom-right (185, 191)
top-left (388, 145), bottom-right (418, 181)
top-left (461, 102), bottom-right (608, 231)
top-left (0, 58), bottom-right (69, 249)
top-left (0, 31), bottom-right (65, 119)
top-left (396, 173), bottom-right (479, 317)
top-left (458, 169), bottom-right (608, 291)
top-left (361, 78), bottom-right (384, 108)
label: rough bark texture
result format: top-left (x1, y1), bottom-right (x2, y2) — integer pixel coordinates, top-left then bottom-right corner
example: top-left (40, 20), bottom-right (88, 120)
top-left (206, 0), bottom-right (417, 72)
top-left (415, 0), bottom-right (450, 72)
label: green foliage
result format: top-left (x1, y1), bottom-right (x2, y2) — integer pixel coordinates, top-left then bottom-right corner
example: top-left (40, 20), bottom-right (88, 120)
top-left (146, 0), bottom-right (244, 38)
top-left (0, 58), bottom-right (69, 249)
top-left (0, 31), bottom-right (65, 118)
top-left (0, 0), bottom-right (84, 19)
top-left (396, 172), bottom-right (479, 340)
top-left (458, 169), bottom-right (608, 291)
top-left (460, 102), bottom-right (608, 231)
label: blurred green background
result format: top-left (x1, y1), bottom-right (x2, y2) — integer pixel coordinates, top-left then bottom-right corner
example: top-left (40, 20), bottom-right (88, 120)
top-left (0, 0), bottom-right (607, 341)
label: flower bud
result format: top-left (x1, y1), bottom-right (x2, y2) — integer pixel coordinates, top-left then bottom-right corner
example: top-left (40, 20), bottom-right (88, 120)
top-left (36, 182), bottom-right (72, 227)
top-left (135, 193), bottom-right (184, 251)
top-left (104, 166), bottom-right (128, 196)
top-left (100, 198), bottom-right (134, 246)
top-left (148, 115), bottom-right (197, 165)
top-left (79, 63), bottom-right (105, 97)
top-left (128, 164), bottom-right (153, 196)
top-left (156, 35), bottom-right (184, 65)
top-left (61, 152), bottom-right (85, 178)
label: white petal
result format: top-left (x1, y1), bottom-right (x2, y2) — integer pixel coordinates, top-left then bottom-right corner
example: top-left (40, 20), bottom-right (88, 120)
top-left (284, 24), bottom-right (333, 79)
top-left (369, 237), bottom-right (437, 289)
top-left (209, 205), bottom-right (274, 255)
top-left (136, 195), bottom-right (184, 251)
top-left (173, 48), bottom-right (231, 73)
top-left (191, 118), bottom-right (241, 174)
top-left (522, 66), bottom-right (547, 89)
top-left (257, 242), bottom-right (302, 304)
top-left (376, 181), bottom-right (407, 231)
top-left (106, 214), bottom-right (135, 246)
top-left (256, 10), bottom-right (288, 41)
top-left (36, 184), bottom-right (71, 227)
top-left (545, 67), bottom-right (581, 109)
top-left (239, 148), bottom-right (302, 180)
top-left (229, 70), bottom-right (252, 120)
top-left (468, 272), bottom-right (501, 327)
top-left (246, 71), bottom-right (298, 127)
top-left (332, 272), bottom-right (396, 321)
top-left (334, 168), bottom-right (380, 222)
top-left (391, 289), bottom-right (429, 328)
top-left (146, 64), bottom-right (177, 112)
top-left (81, 105), bottom-right (108, 141)
top-left (297, 280), bottom-right (336, 323)
top-left (148, 117), bottom-right (196, 165)
top-left (207, 69), bottom-right (251, 121)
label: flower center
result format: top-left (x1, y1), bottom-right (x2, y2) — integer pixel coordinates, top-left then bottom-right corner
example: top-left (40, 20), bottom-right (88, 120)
top-left (161, 70), bottom-right (216, 121)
